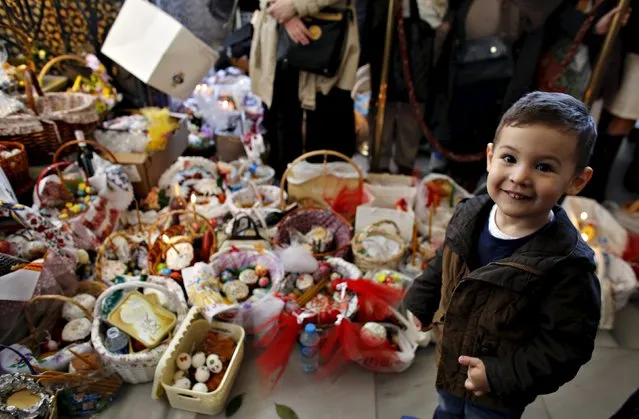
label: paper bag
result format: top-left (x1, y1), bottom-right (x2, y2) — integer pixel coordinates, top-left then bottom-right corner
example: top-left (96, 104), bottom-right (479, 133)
top-left (101, 0), bottom-right (219, 99)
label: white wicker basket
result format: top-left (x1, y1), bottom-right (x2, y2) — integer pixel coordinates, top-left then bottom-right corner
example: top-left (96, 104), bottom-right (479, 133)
top-left (91, 281), bottom-right (188, 384)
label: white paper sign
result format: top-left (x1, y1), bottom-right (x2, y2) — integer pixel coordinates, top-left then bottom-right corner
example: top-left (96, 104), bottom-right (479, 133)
top-left (101, 0), bottom-right (219, 99)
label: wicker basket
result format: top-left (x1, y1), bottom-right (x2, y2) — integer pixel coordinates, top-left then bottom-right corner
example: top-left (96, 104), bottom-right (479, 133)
top-left (147, 209), bottom-right (218, 276)
top-left (273, 207), bottom-right (353, 259)
top-left (91, 281), bottom-right (189, 384)
top-left (20, 280), bottom-right (108, 352)
top-left (0, 141), bottom-right (29, 187)
top-left (280, 150), bottom-right (364, 221)
top-left (352, 220), bottom-right (407, 271)
top-left (0, 70), bottom-right (99, 165)
top-left (95, 230), bottom-right (148, 285)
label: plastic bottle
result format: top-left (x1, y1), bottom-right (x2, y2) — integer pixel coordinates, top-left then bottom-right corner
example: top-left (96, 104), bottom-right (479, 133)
top-left (299, 323), bottom-right (320, 373)
top-left (428, 151), bottom-right (446, 174)
top-left (105, 327), bottom-right (129, 354)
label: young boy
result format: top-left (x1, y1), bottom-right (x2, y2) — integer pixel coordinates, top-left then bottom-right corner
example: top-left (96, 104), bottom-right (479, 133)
top-left (405, 91), bottom-right (602, 418)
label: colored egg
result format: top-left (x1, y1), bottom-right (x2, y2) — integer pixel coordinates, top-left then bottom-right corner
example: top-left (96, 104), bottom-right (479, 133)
top-left (161, 268), bottom-right (172, 276)
top-left (170, 271), bottom-right (182, 281)
top-left (78, 203), bottom-right (86, 211)
top-left (77, 190), bottom-right (86, 197)
top-left (221, 270), bottom-right (235, 283)
top-left (65, 202), bottom-right (73, 208)
top-left (79, 182), bottom-right (86, 190)
top-left (258, 277), bottom-right (270, 288)
top-left (255, 265), bottom-right (269, 277)
top-left (85, 186), bottom-right (92, 194)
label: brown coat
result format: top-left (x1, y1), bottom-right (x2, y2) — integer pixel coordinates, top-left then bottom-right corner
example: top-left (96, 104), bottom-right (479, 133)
top-left (405, 195), bottom-right (601, 410)
top-left (249, 0), bottom-right (360, 111)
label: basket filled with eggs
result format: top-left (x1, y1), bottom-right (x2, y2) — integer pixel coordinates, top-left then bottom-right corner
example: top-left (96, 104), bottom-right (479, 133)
top-left (0, 141), bottom-right (29, 188)
top-left (227, 182), bottom-right (285, 221)
top-left (157, 157), bottom-right (228, 220)
top-left (95, 230), bottom-right (149, 285)
top-left (91, 281), bottom-right (189, 384)
top-left (182, 249), bottom-right (285, 325)
top-left (277, 257), bottom-right (362, 327)
top-left (222, 158), bottom-right (276, 190)
top-left (273, 207), bottom-right (353, 258)
top-left (152, 306), bottom-right (245, 415)
top-left (147, 209), bottom-right (218, 283)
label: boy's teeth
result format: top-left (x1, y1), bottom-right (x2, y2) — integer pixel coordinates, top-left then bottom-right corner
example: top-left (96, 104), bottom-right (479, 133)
top-left (507, 192), bottom-right (528, 199)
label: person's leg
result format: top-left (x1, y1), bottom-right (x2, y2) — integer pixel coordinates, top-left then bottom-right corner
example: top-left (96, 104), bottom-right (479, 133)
top-left (464, 401), bottom-right (523, 419)
top-left (266, 66), bottom-right (303, 178)
top-left (306, 87), bottom-right (356, 158)
top-left (367, 102), bottom-right (398, 172)
top-left (623, 127), bottom-right (639, 193)
top-left (394, 102), bottom-right (425, 175)
top-left (433, 389), bottom-right (465, 419)
top-left (581, 110), bottom-right (630, 202)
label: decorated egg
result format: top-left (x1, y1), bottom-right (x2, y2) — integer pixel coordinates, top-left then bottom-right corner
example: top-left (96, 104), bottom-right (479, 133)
top-left (61, 318), bottom-right (92, 342)
top-left (173, 370), bottom-right (186, 382)
top-left (160, 268), bottom-right (172, 276)
top-left (176, 353), bottom-right (192, 371)
top-left (239, 269), bottom-right (258, 286)
top-left (295, 274), bottom-right (314, 292)
top-left (330, 272), bottom-right (342, 281)
top-left (222, 280), bottom-right (249, 302)
top-left (195, 366), bottom-right (211, 383)
top-left (173, 377), bottom-right (192, 389)
top-left (258, 277), bottom-right (270, 288)
top-left (192, 383), bottom-right (209, 393)
top-left (255, 265), bottom-right (269, 277)
top-left (221, 270), bottom-right (235, 283)
top-left (206, 354), bottom-right (223, 374)
top-left (361, 322), bottom-right (387, 347)
top-left (192, 352), bottom-right (206, 368)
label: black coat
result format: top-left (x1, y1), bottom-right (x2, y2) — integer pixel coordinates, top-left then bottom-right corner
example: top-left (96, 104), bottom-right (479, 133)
top-left (362, 0), bottom-right (435, 103)
top-left (405, 195), bottom-right (601, 410)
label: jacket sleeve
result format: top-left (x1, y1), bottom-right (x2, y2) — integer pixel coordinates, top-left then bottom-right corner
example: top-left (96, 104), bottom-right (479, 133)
top-left (291, 0), bottom-right (345, 17)
top-left (482, 270), bottom-right (601, 397)
top-left (403, 244), bottom-right (444, 327)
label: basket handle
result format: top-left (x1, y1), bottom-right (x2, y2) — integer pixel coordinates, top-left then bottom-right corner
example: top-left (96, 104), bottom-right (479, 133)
top-left (92, 281), bottom-right (187, 320)
top-left (363, 220), bottom-right (402, 237)
top-left (147, 209), bottom-right (217, 251)
top-left (53, 139), bottom-right (118, 165)
top-left (22, 69), bottom-right (45, 115)
top-left (95, 232), bottom-right (141, 286)
top-left (24, 294), bottom-right (94, 334)
top-left (230, 214), bottom-right (263, 240)
top-left (38, 54), bottom-right (86, 85)
top-left (279, 149), bottom-right (364, 210)
top-left (34, 161), bottom-right (79, 205)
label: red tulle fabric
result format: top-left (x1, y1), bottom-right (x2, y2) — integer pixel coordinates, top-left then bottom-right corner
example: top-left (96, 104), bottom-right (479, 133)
top-left (255, 311), bottom-right (302, 391)
top-left (327, 184), bottom-right (367, 220)
top-left (334, 279), bottom-right (405, 322)
top-left (319, 319), bottom-right (400, 379)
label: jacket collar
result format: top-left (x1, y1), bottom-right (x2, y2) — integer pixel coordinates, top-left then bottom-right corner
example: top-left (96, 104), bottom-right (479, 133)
top-left (446, 195), bottom-right (596, 276)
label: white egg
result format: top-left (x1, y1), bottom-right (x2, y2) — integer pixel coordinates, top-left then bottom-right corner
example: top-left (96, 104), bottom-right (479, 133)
top-left (175, 353), bottom-right (192, 371)
top-left (194, 366), bottom-right (211, 383)
top-left (173, 377), bottom-right (192, 389)
top-left (192, 383), bottom-right (209, 393)
top-left (191, 352), bottom-right (206, 368)
top-left (206, 354), bottom-right (223, 374)
top-left (173, 370), bottom-right (186, 382)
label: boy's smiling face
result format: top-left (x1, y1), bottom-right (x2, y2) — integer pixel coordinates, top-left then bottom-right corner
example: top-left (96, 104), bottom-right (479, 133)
top-left (486, 124), bottom-right (592, 229)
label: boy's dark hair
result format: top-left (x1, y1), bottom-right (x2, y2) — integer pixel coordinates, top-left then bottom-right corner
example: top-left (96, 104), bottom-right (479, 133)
top-left (495, 91), bottom-right (597, 170)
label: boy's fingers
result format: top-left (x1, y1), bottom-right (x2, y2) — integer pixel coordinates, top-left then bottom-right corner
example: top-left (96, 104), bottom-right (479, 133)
top-left (464, 378), bottom-right (477, 391)
top-left (473, 390), bottom-right (485, 397)
top-left (459, 355), bottom-right (481, 367)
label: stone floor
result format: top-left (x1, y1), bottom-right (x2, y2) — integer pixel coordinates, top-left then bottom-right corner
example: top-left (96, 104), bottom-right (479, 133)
top-left (100, 303), bottom-right (639, 419)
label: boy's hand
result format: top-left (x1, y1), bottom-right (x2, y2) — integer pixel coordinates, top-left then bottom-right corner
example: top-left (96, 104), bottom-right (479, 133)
top-left (459, 356), bottom-right (490, 396)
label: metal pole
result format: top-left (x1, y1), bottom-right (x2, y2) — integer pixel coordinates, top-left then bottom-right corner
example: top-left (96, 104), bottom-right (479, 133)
top-left (583, 0), bottom-right (631, 108)
top-left (371, 0), bottom-right (396, 171)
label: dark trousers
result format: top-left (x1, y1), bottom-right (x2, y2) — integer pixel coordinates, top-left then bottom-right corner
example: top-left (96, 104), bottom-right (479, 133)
top-left (434, 390), bottom-right (524, 419)
top-left (263, 66), bottom-right (356, 178)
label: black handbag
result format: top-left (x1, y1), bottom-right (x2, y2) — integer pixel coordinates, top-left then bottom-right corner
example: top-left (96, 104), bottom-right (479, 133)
top-left (453, 0), bottom-right (514, 86)
top-left (276, 6), bottom-right (352, 77)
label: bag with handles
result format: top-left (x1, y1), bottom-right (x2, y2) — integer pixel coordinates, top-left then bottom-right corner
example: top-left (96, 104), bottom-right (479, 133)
top-left (276, 5), bottom-right (352, 77)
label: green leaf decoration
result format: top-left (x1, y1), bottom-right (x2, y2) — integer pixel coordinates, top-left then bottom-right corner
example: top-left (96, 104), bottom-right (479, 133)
top-left (275, 403), bottom-right (299, 419)
top-left (225, 393), bottom-right (244, 417)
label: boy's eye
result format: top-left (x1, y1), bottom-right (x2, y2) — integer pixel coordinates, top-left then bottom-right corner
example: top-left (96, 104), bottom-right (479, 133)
top-left (536, 163), bottom-right (554, 173)
top-left (501, 154), bottom-right (516, 164)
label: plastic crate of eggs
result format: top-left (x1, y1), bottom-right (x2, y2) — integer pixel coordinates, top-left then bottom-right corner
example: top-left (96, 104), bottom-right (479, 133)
top-left (153, 308), bottom-right (245, 415)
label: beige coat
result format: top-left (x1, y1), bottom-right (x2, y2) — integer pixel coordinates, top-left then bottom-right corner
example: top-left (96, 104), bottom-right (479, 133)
top-left (249, 0), bottom-right (360, 110)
